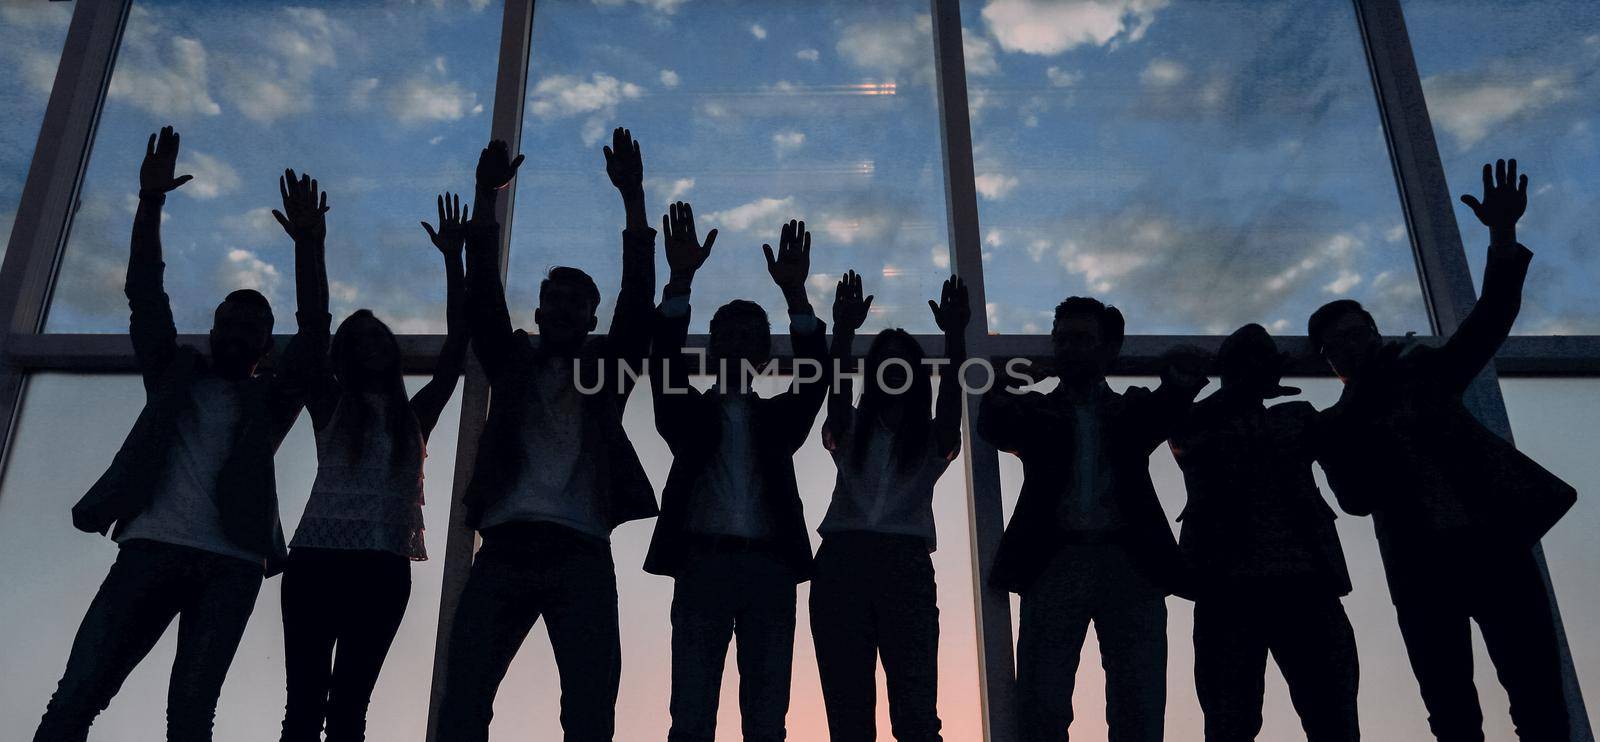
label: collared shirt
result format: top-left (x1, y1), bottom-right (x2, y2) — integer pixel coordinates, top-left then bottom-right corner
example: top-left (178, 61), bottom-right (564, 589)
top-left (118, 375), bottom-right (265, 564)
top-left (479, 355), bottom-right (608, 538)
top-left (1055, 385), bottom-right (1121, 533)
top-left (686, 390), bottom-right (772, 539)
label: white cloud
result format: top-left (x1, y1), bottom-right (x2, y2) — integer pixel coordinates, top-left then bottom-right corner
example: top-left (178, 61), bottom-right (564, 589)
top-left (705, 196), bottom-right (796, 232)
top-left (1140, 58), bottom-right (1187, 87)
top-left (179, 151), bottom-right (241, 200)
top-left (529, 73), bottom-right (645, 118)
top-left (590, 0), bottom-right (688, 13)
top-left (1323, 270), bottom-right (1362, 294)
top-left (215, 7), bottom-right (352, 123)
top-left (1422, 69), bottom-right (1574, 149)
top-left (220, 248), bottom-right (281, 298)
top-left (750, 23), bottom-right (767, 40)
top-left (1385, 224), bottom-right (1407, 243)
top-left (772, 130), bottom-right (806, 154)
top-left (650, 177), bottom-right (696, 203)
top-left (1046, 66), bottom-right (1083, 87)
top-left (981, 0), bottom-right (1168, 55)
top-left (932, 245), bottom-right (950, 269)
top-left (389, 77), bottom-right (481, 124)
top-left (660, 68), bottom-right (680, 88)
top-left (225, 207), bottom-right (281, 239)
top-left (797, 48), bottom-right (821, 62)
top-left (0, 2), bottom-right (73, 29)
top-left (837, 15), bottom-right (932, 80)
top-left (964, 29), bottom-right (999, 76)
top-left (106, 36), bottom-right (222, 118)
top-left (974, 172), bottom-right (1019, 200)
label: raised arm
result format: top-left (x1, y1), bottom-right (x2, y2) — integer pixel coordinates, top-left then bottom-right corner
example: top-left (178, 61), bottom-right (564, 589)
top-left (127, 126), bottom-right (194, 385)
top-left (1437, 158), bottom-right (1533, 394)
top-left (600, 127), bottom-right (658, 395)
top-left (411, 192), bottom-right (470, 439)
top-left (1127, 346), bottom-right (1211, 454)
top-left (930, 275), bottom-right (970, 459)
top-left (822, 270), bottom-right (871, 450)
top-left (650, 200), bottom-right (715, 449)
top-left (270, 169), bottom-right (335, 427)
top-left (764, 219), bottom-right (829, 452)
top-left (464, 141), bottom-right (523, 384)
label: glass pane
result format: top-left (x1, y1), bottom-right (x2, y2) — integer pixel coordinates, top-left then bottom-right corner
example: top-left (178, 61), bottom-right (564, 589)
top-left (488, 375), bottom-right (984, 739)
top-left (960, 0), bottom-right (1430, 336)
top-left (506, 0), bottom-right (949, 334)
top-left (45, 0), bottom-right (502, 332)
top-left (1404, 0), bottom-right (1600, 334)
top-left (995, 377), bottom-right (1550, 738)
top-left (0, 0), bottom-right (75, 258)
top-left (0, 374), bottom-right (463, 738)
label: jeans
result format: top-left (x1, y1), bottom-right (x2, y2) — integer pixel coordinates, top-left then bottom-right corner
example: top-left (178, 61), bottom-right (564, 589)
top-left (1016, 543), bottom-right (1167, 742)
top-left (33, 540), bottom-right (263, 742)
top-left (810, 532), bottom-right (942, 742)
top-left (279, 547), bottom-right (412, 742)
top-left (668, 545), bottom-right (798, 742)
top-left (1193, 590), bottom-right (1359, 741)
top-left (1393, 545), bottom-right (1569, 742)
top-left (436, 522), bottom-right (621, 742)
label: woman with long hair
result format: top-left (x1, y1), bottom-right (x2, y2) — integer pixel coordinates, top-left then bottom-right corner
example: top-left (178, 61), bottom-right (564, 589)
top-left (810, 272), bottom-right (970, 742)
top-left (277, 189), bottom-right (469, 742)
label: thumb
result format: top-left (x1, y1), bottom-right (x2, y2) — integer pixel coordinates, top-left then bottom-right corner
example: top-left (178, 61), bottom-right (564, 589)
top-left (421, 222), bottom-right (438, 241)
top-left (928, 299), bottom-right (940, 316)
top-left (171, 174), bottom-right (194, 189)
top-left (272, 210), bottom-right (292, 234)
top-left (703, 229), bottom-right (718, 252)
top-left (1459, 194), bottom-right (1482, 211)
top-left (510, 154), bottom-right (525, 172)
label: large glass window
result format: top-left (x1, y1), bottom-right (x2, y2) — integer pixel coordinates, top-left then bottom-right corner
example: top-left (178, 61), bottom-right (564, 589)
top-left (0, 0), bottom-right (76, 258)
top-left (959, 0), bottom-right (1430, 336)
top-left (1404, 0), bottom-right (1600, 334)
top-left (45, 0), bottom-right (502, 333)
top-left (0, 375), bottom-right (463, 739)
top-left (506, 0), bottom-right (950, 334)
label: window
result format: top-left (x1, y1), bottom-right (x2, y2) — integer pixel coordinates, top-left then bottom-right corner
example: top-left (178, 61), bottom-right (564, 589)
top-left (0, 0), bottom-right (75, 258)
top-left (959, 0), bottom-right (1429, 336)
top-left (45, 0), bottom-right (503, 333)
top-left (1404, 0), bottom-right (1600, 334)
top-left (505, 0), bottom-right (950, 334)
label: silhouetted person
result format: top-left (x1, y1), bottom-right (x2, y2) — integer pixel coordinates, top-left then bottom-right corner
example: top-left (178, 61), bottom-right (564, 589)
top-left (1312, 159), bottom-right (1576, 742)
top-left (979, 297), bottom-right (1207, 742)
top-left (434, 131), bottom-right (659, 742)
top-left (35, 127), bottom-right (311, 742)
top-left (276, 185), bottom-right (468, 742)
top-left (1169, 324), bottom-right (1358, 742)
top-left (809, 273), bottom-right (968, 742)
top-left (646, 215), bottom-right (829, 742)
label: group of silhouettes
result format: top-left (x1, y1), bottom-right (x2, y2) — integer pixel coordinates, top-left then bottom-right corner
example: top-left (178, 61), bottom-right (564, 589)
top-left (29, 123), bottom-right (1578, 742)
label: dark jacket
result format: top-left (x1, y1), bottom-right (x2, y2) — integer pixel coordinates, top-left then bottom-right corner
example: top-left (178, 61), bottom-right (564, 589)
top-left (1318, 242), bottom-right (1575, 602)
top-left (643, 303), bottom-right (829, 582)
top-left (1169, 393), bottom-right (1351, 598)
top-left (978, 380), bottom-right (1198, 596)
top-left (461, 226), bottom-right (659, 532)
top-left (72, 197), bottom-right (303, 576)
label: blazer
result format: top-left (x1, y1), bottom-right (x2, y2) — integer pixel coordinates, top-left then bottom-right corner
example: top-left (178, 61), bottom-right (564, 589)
top-left (642, 302), bottom-right (829, 582)
top-left (72, 209), bottom-right (302, 576)
top-left (1169, 393), bottom-right (1352, 598)
top-left (460, 226), bottom-right (659, 532)
top-left (978, 379), bottom-right (1198, 596)
top-left (1318, 242), bottom-right (1575, 602)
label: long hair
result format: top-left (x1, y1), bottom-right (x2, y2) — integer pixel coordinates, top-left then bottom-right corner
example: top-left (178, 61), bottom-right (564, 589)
top-left (329, 310), bottom-right (422, 468)
top-left (851, 329), bottom-right (933, 475)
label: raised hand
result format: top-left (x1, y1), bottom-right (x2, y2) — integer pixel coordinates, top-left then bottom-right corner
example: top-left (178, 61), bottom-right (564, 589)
top-left (833, 270), bottom-right (873, 333)
top-left (764, 219), bottom-right (811, 293)
top-left (140, 126), bottom-right (193, 195)
top-left (1459, 158), bottom-right (1527, 242)
top-left (477, 139), bottom-right (525, 192)
top-left (1160, 344), bottom-right (1212, 394)
top-left (421, 192), bottom-right (468, 258)
top-left (272, 169), bottom-right (330, 243)
top-left (928, 275), bottom-right (970, 335)
top-left (603, 127), bottom-right (644, 196)
top-left (663, 201), bottom-right (716, 281)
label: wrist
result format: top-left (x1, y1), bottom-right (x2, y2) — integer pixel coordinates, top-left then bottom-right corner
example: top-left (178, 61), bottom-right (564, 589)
top-left (1490, 225), bottom-right (1517, 246)
top-left (138, 188), bottom-right (168, 203)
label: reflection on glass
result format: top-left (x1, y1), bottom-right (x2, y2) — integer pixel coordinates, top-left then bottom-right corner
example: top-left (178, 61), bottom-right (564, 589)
top-left (960, 0), bottom-right (1428, 336)
top-left (0, 374), bottom-right (461, 738)
top-left (0, 0), bottom-right (76, 258)
top-left (507, 0), bottom-right (949, 334)
top-left (45, 0), bottom-right (502, 333)
top-left (1404, 0), bottom-right (1600, 334)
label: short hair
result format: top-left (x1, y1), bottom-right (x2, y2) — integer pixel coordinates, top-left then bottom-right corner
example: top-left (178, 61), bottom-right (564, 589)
top-left (1307, 299), bottom-right (1376, 354)
top-left (219, 288), bottom-right (274, 331)
top-left (709, 299), bottom-right (770, 336)
top-left (540, 266), bottom-right (601, 313)
top-left (1053, 296), bottom-right (1125, 348)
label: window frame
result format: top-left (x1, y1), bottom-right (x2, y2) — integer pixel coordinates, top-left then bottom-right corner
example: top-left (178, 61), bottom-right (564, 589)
top-left (0, 1), bottom-right (1591, 739)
